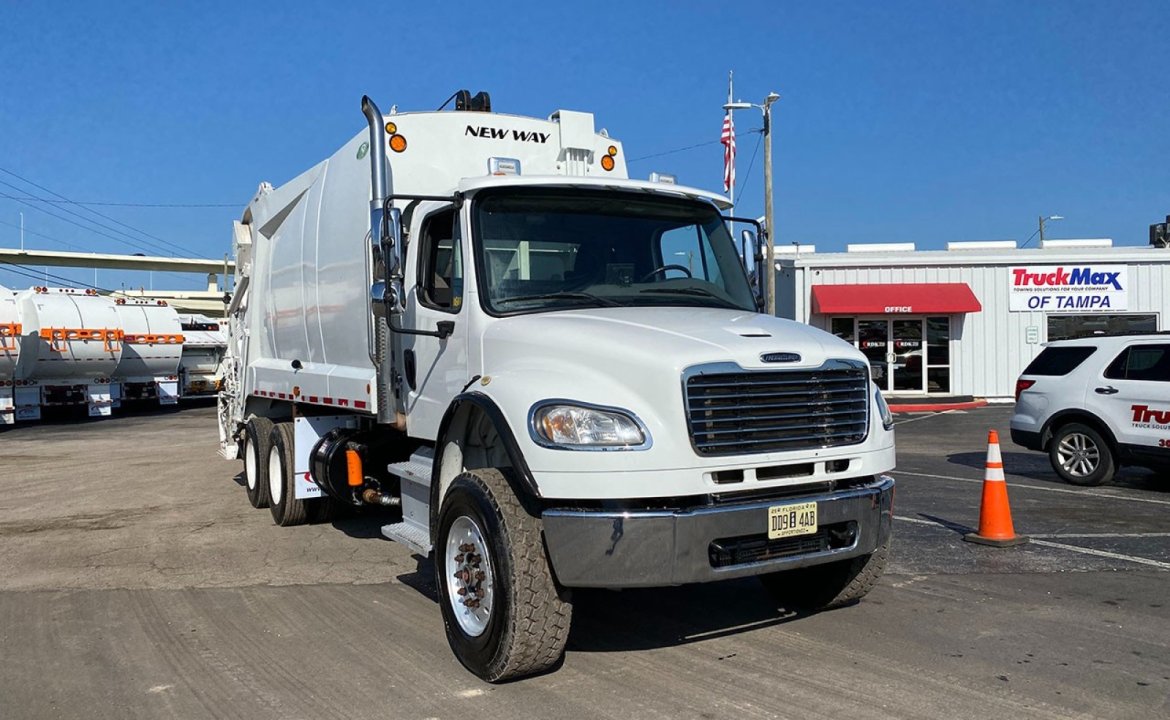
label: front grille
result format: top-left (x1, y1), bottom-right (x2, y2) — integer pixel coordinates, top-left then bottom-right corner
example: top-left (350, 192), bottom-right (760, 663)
top-left (685, 362), bottom-right (869, 456)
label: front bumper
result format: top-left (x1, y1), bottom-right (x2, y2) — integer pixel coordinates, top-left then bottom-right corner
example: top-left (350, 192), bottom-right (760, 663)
top-left (542, 475), bottom-right (894, 588)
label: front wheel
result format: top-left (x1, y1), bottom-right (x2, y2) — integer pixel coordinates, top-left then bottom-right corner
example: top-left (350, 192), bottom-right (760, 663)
top-left (759, 536), bottom-right (890, 611)
top-left (436, 468), bottom-right (572, 682)
top-left (1049, 422), bottom-right (1115, 486)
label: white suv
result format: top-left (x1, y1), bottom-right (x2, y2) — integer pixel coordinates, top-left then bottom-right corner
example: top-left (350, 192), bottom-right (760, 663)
top-left (1011, 334), bottom-right (1170, 485)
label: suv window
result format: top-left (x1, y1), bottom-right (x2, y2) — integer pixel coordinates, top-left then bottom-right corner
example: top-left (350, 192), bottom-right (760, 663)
top-left (1104, 344), bottom-right (1170, 382)
top-left (1022, 346), bottom-right (1096, 376)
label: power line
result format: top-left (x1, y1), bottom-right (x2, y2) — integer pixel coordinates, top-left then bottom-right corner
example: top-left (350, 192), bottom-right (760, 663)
top-left (736, 131), bottom-right (765, 205)
top-left (628, 139), bottom-right (724, 163)
top-left (0, 180), bottom-right (187, 257)
top-left (0, 218), bottom-right (85, 251)
top-left (0, 167), bottom-right (205, 257)
top-left (0, 260), bottom-right (109, 292)
top-left (0, 194), bottom-right (236, 208)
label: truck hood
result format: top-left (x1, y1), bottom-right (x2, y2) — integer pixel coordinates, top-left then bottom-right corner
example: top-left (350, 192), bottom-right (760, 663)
top-left (480, 306), bottom-right (863, 376)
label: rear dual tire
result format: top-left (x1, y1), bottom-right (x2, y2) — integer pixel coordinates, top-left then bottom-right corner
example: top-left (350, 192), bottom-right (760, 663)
top-left (243, 417), bottom-right (274, 508)
top-left (268, 422), bottom-right (310, 526)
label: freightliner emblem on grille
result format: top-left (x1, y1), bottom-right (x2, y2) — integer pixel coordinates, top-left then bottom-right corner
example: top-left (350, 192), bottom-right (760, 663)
top-left (761, 352), bottom-right (801, 363)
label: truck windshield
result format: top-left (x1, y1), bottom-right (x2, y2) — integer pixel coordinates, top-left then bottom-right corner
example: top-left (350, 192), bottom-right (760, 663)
top-left (472, 189), bottom-right (757, 315)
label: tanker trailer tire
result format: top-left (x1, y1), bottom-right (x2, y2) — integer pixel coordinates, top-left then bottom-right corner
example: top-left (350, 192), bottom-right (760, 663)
top-left (436, 468), bottom-right (572, 683)
top-left (758, 536), bottom-right (890, 612)
top-left (243, 417), bottom-right (274, 509)
top-left (267, 422), bottom-right (309, 527)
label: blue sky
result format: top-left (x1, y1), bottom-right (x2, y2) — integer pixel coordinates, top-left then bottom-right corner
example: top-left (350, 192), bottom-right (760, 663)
top-left (1, 1), bottom-right (1167, 291)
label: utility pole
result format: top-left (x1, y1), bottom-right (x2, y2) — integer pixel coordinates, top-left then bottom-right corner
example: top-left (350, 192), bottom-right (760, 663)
top-left (763, 93), bottom-right (780, 316)
top-left (724, 88), bottom-right (781, 315)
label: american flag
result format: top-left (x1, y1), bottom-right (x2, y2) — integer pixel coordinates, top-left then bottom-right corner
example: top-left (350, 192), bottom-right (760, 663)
top-left (721, 112), bottom-right (735, 193)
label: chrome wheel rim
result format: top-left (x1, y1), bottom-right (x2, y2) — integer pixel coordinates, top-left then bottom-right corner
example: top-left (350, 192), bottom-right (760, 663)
top-left (244, 436), bottom-right (257, 491)
top-left (444, 516), bottom-right (495, 637)
top-left (268, 444), bottom-right (283, 504)
top-left (1056, 432), bottom-right (1100, 478)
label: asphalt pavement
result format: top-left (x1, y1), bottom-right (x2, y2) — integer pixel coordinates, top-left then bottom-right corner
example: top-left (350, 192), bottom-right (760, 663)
top-left (0, 404), bottom-right (1166, 719)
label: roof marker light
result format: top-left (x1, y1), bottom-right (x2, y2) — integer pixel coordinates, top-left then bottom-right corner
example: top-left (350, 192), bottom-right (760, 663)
top-left (649, 172), bottom-right (676, 185)
top-left (600, 155), bottom-right (615, 171)
top-left (488, 157), bottom-right (521, 176)
top-left (389, 134), bottom-right (407, 153)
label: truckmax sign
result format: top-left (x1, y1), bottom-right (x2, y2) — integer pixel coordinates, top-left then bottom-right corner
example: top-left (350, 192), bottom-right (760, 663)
top-left (1008, 265), bottom-right (1128, 312)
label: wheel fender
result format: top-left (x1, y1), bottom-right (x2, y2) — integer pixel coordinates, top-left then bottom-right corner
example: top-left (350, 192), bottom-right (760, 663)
top-left (1042, 411), bottom-right (1120, 454)
top-left (430, 391), bottom-right (542, 544)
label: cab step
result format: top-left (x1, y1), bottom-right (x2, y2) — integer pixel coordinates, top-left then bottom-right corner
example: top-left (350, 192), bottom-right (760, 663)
top-left (382, 448), bottom-right (434, 555)
top-left (381, 520), bottom-right (432, 556)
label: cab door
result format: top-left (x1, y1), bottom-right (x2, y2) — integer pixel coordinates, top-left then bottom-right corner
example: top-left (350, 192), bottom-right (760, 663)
top-left (401, 205), bottom-right (469, 439)
top-left (1095, 342), bottom-right (1170, 454)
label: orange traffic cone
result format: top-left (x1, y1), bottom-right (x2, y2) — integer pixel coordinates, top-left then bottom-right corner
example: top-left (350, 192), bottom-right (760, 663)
top-left (963, 430), bottom-right (1028, 547)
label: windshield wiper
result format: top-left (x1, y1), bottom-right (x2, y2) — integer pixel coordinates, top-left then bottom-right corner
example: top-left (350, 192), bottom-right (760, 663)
top-left (496, 291), bottom-right (623, 308)
top-left (638, 287), bottom-right (743, 309)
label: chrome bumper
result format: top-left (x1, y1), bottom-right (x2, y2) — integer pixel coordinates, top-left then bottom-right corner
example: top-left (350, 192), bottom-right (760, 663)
top-left (542, 475), bottom-right (894, 588)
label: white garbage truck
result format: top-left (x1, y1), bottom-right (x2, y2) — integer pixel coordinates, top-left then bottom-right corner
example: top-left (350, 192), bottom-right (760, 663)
top-left (219, 91), bottom-right (896, 681)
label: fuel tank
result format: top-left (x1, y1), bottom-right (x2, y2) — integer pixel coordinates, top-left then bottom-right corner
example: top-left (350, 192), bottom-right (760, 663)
top-left (112, 298), bottom-right (183, 380)
top-left (15, 287), bottom-right (123, 382)
top-left (0, 286), bottom-right (20, 381)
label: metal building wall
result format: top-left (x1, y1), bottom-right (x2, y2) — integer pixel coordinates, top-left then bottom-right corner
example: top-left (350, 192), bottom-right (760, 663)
top-left (780, 254), bottom-right (1169, 399)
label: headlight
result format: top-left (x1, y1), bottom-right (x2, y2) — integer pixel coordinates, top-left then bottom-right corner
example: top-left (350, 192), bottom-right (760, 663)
top-left (530, 402), bottom-right (650, 450)
top-left (874, 387), bottom-right (894, 431)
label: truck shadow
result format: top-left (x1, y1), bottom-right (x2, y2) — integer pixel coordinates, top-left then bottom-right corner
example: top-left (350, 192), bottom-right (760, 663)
top-left (945, 451), bottom-right (1167, 492)
top-left (393, 557), bottom-right (812, 653)
top-left (566, 581), bottom-right (808, 652)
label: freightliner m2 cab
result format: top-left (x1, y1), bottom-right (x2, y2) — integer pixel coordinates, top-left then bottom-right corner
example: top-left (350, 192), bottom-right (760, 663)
top-left (218, 92), bottom-right (896, 681)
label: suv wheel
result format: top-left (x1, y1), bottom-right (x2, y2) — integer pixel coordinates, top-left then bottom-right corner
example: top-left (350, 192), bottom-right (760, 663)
top-left (1049, 422), bottom-right (1116, 486)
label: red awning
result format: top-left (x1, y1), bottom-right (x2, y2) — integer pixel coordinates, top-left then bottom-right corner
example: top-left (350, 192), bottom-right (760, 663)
top-left (810, 283), bottom-right (982, 315)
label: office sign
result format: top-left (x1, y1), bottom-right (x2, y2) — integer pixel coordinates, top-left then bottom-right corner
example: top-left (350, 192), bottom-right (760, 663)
top-left (1008, 265), bottom-right (1128, 312)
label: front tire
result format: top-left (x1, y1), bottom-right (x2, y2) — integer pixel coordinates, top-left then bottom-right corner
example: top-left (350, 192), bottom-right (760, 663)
top-left (759, 536), bottom-right (890, 611)
top-left (267, 422), bottom-right (309, 526)
top-left (436, 468), bottom-right (572, 682)
top-left (243, 417), bottom-right (274, 508)
top-left (1049, 422), bottom-right (1115, 486)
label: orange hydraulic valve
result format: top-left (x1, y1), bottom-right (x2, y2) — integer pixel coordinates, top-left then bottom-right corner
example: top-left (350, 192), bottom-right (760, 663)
top-left (345, 447), bottom-right (363, 487)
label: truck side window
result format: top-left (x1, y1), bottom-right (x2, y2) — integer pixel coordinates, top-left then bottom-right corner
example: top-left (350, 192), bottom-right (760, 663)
top-left (418, 209), bottom-right (462, 311)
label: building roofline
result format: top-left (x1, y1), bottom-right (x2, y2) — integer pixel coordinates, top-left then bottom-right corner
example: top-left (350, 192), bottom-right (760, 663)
top-left (776, 245), bottom-right (1166, 269)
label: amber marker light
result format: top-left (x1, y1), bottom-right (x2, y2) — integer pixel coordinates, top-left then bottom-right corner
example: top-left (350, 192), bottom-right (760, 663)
top-left (607, 145), bottom-right (618, 156)
top-left (389, 134), bottom-right (408, 152)
top-left (385, 121), bottom-right (397, 134)
top-left (600, 154), bottom-right (615, 171)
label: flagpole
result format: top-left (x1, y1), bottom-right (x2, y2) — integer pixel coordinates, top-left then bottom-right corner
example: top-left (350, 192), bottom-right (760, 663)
top-left (727, 70), bottom-right (735, 213)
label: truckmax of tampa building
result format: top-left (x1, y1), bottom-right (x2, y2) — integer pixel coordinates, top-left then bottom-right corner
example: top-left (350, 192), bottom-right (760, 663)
top-left (218, 91), bottom-right (897, 681)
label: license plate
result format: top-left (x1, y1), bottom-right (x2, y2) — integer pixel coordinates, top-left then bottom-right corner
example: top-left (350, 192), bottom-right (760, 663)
top-left (768, 501), bottom-right (818, 540)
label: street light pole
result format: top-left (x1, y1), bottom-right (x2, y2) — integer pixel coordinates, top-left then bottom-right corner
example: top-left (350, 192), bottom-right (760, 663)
top-left (1029, 214), bottom-right (1064, 248)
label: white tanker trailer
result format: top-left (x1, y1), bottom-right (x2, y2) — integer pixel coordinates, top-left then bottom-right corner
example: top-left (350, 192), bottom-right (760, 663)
top-left (111, 298), bottom-right (183, 406)
top-left (0, 286), bottom-right (21, 424)
top-left (13, 286), bottom-right (122, 420)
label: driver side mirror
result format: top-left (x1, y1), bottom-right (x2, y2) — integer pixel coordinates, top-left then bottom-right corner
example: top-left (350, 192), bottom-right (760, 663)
top-left (741, 228), bottom-right (766, 309)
